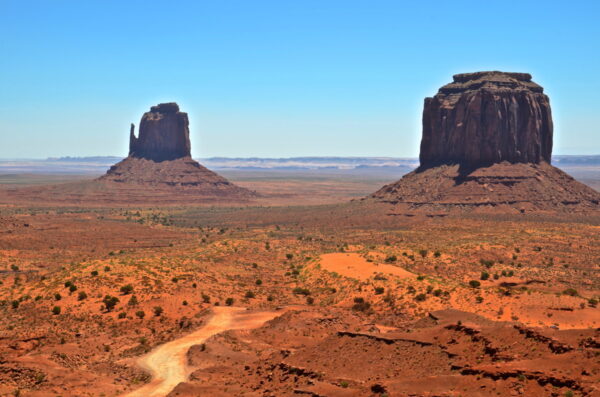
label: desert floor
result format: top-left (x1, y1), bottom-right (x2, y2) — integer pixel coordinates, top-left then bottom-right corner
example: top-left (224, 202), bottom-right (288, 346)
top-left (0, 171), bottom-right (598, 397)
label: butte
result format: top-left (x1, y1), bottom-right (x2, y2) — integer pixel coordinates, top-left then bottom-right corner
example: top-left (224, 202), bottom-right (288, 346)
top-left (0, 103), bottom-right (254, 205)
top-left (96, 102), bottom-right (254, 202)
top-left (371, 71), bottom-right (600, 212)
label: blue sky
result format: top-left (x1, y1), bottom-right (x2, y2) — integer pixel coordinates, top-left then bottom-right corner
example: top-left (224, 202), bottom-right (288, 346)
top-left (1, 0), bottom-right (599, 158)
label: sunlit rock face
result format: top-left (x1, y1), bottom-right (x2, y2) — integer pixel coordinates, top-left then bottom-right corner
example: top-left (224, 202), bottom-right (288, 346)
top-left (419, 71), bottom-right (553, 169)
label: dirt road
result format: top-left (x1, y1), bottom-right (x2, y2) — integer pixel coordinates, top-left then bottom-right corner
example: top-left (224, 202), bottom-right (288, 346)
top-left (122, 306), bottom-right (285, 397)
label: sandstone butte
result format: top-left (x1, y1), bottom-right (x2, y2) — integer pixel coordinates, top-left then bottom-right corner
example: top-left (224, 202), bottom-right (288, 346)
top-left (98, 102), bottom-right (254, 199)
top-left (371, 71), bottom-right (600, 212)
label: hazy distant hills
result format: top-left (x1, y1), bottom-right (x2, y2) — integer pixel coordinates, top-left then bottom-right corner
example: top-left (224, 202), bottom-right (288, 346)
top-left (0, 155), bottom-right (598, 175)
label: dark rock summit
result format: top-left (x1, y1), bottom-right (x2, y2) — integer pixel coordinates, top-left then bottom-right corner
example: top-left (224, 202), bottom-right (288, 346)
top-left (420, 71), bottom-right (553, 168)
top-left (129, 102), bottom-right (192, 162)
top-left (371, 72), bottom-right (600, 212)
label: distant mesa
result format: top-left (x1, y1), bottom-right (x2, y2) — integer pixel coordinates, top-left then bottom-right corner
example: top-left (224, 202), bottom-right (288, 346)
top-left (372, 71), bottom-right (600, 212)
top-left (98, 102), bottom-right (254, 200)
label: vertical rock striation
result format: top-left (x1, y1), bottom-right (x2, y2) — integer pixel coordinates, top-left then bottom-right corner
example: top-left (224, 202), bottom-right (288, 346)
top-left (129, 103), bottom-right (192, 162)
top-left (420, 72), bottom-right (553, 169)
top-left (370, 71), bottom-right (600, 212)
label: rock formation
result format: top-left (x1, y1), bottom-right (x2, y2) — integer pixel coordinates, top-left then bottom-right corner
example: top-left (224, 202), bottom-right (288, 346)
top-left (129, 103), bottom-right (192, 162)
top-left (98, 103), bottom-right (254, 201)
top-left (371, 72), bottom-right (600, 212)
top-left (420, 72), bottom-right (553, 168)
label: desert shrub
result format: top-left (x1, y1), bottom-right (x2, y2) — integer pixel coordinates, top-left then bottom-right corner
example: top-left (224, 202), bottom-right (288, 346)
top-left (426, 285), bottom-right (434, 294)
top-left (493, 273), bottom-right (499, 280)
top-left (434, 251), bottom-right (441, 258)
top-left (11, 300), bottom-right (19, 309)
top-left (476, 296), bottom-right (484, 303)
top-left (255, 279), bottom-right (263, 286)
top-left (507, 270), bottom-right (514, 277)
top-left (306, 296), bottom-right (314, 305)
top-left (153, 306), bottom-right (163, 316)
top-left (64, 281), bottom-right (73, 288)
top-left (78, 291), bottom-right (87, 301)
top-left (182, 300), bottom-right (188, 306)
top-left (171, 277), bottom-right (178, 283)
top-left (120, 284), bottom-right (134, 295)
top-left (407, 285), bottom-right (416, 294)
top-left (52, 306), bottom-right (61, 315)
top-left (374, 286), bottom-right (385, 295)
top-left (417, 275), bottom-right (425, 281)
top-left (90, 270), bottom-right (99, 277)
top-left (468, 280), bottom-right (481, 288)
top-left (562, 288), bottom-right (578, 297)
top-left (118, 312), bottom-right (127, 319)
top-left (433, 289), bottom-right (443, 297)
top-left (225, 297), bottom-right (234, 306)
top-left (104, 266), bottom-right (111, 272)
top-left (201, 294), bottom-right (210, 303)
top-left (415, 293), bottom-right (427, 302)
top-left (419, 249), bottom-right (428, 258)
top-left (252, 263), bottom-right (258, 268)
top-left (352, 297), bottom-right (371, 312)
top-left (54, 293), bottom-right (62, 301)
top-left (103, 295), bottom-right (119, 311)
top-left (135, 310), bottom-right (145, 319)
top-left (69, 284), bottom-right (77, 293)
top-left (480, 271), bottom-right (490, 280)
top-left (588, 298), bottom-right (598, 308)
top-left (480, 259), bottom-right (494, 268)
top-left (384, 255), bottom-right (397, 263)
top-left (292, 287), bottom-right (311, 296)
top-left (286, 253), bottom-right (294, 260)
top-left (245, 291), bottom-right (255, 299)
top-left (128, 295), bottom-right (139, 306)
top-left (267, 295), bottom-right (274, 301)
top-left (340, 381), bottom-right (349, 388)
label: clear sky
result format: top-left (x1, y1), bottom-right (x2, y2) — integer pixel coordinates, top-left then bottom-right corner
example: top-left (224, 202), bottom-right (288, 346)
top-left (1, 0), bottom-right (599, 159)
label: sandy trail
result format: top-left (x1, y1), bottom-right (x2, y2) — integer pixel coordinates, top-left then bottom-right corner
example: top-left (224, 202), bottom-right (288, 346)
top-left (123, 306), bottom-right (284, 397)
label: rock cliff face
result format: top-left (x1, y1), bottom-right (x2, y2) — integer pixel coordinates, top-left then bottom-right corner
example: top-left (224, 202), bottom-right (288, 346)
top-left (129, 103), bottom-right (191, 162)
top-left (420, 72), bottom-right (553, 169)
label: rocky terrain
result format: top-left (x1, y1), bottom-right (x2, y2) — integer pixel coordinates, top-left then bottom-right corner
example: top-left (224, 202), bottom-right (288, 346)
top-left (1, 206), bottom-right (598, 397)
top-left (372, 71), bottom-right (600, 212)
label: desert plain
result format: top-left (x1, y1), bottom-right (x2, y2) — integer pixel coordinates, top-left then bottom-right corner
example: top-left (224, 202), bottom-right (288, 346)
top-left (0, 166), bottom-right (599, 397)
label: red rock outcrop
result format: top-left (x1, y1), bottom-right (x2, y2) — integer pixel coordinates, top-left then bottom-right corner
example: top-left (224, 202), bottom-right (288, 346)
top-left (420, 72), bottom-right (553, 168)
top-left (371, 72), bottom-right (600, 212)
top-left (129, 102), bottom-right (192, 162)
top-left (97, 103), bottom-right (255, 201)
